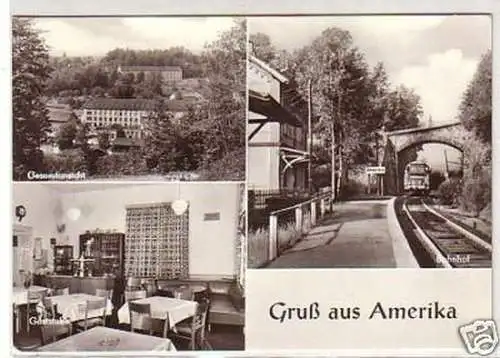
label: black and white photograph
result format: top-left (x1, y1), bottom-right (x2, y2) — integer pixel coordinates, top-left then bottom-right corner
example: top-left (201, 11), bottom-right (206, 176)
top-left (12, 17), bottom-right (246, 181)
top-left (247, 15), bottom-right (492, 269)
top-left (12, 182), bottom-right (245, 352)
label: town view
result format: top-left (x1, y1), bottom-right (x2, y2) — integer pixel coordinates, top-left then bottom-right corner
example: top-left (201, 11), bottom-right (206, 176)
top-left (13, 17), bottom-right (246, 181)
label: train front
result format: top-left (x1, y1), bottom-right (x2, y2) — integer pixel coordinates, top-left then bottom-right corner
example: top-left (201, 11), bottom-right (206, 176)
top-left (404, 162), bottom-right (430, 195)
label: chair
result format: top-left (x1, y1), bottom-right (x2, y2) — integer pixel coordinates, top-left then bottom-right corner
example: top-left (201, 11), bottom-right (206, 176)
top-left (54, 287), bottom-right (70, 296)
top-left (124, 289), bottom-right (147, 302)
top-left (126, 277), bottom-right (143, 291)
top-left (95, 288), bottom-right (112, 299)
top-left (75, 298), bottom-right (107, 331)
top-left (40, 321), bottom-right (72, 345)
top-left (13, 303), bottom-right (19, 334)
top-left (26, 290), bottom-right (47, 333)
top-left (170, 302), bottom-right (209, 350)
top-left (141, 279), bottom-right (157, 297)
top-left (129, 301), bottom-right (153, 336)
top-left (193, 290), bottom-right (212, 332)
top-left (156, 289), bottom-right (175, 298)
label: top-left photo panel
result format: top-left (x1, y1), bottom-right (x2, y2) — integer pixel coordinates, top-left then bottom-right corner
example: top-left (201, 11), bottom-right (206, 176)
top-left (12, 17), bottom-right (246, 182)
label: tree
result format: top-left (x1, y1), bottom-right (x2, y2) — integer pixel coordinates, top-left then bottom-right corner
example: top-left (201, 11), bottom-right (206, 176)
top-left (249, 32), bottom-right (276, 62)
top-left (56, 115), bottom-right (79, 150)
top-left (201, 19), bottom-right (246, 177)
top-left (142, 100), bottom-right (177, 172)
top-left (12, 18), bottom-right (53, 179)
top-left (459, 50), bottom-right (491, 143)
top-left (97, 131), bottom-right (111, 151)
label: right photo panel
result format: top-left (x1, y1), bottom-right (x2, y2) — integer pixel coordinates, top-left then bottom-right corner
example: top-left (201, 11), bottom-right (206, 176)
top-left (247, 15), bottom-right (492, 271)
top-left (245, 14), bottom-right (492, 352)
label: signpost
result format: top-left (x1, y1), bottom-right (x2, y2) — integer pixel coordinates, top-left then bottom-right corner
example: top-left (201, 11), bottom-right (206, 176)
top-left (366, 166), bottom-right (386, 195)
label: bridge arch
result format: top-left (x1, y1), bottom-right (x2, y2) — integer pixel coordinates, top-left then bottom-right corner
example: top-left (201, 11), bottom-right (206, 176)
top-left (382, 121), bottom-right (466, 194)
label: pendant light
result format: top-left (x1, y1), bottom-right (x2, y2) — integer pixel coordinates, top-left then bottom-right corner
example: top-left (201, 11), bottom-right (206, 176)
top-left (171, 182), bottom-right (188, 216)
top-left (66, 189), bottom-right (81, 221)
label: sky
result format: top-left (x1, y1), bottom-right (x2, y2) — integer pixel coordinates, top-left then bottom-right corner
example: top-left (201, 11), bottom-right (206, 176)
top-left (249, 15), bottom-right (490, 171)
top-left (33, 17), bottom-right (238, 56)
top-left (249, 15), bottom-right (491, 125)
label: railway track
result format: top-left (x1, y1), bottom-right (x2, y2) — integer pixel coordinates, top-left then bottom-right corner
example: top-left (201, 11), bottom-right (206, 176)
top-left (402, 197), bottom-right (492, 268)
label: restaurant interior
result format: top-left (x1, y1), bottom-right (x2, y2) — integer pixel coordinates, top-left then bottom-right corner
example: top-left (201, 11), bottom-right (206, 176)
top-left (12, 182), bottom-right (246, 352)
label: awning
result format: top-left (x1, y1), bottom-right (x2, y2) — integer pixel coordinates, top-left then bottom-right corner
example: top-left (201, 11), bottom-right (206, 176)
top-left (248, 89), bottom-right (303, 128)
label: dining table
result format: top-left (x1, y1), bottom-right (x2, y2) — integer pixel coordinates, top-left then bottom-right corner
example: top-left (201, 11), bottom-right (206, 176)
top-left (37, 326), bottom-right (176, 352)
top-left (118, 296), bottom-right (197, 330)
top-left (12, 285), bottom-right (49, 306)
top-left (48, 293), bottom-right (113, 322)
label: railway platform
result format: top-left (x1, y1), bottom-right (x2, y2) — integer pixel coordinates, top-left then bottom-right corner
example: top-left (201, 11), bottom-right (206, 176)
top-left (265, 199), bottom-right (415, 268)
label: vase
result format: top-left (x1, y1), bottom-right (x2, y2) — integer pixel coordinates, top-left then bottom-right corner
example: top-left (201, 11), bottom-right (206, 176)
top-left (23, 280), bottom-right (31, 289)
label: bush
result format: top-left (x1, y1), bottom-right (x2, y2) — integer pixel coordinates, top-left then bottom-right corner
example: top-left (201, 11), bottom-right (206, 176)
top-left (197, 148), bottom-right (245, 181)
top-left (460, 174), bottom-right (491, 216)
top-left (437, 178), bottom-right (462, 206)
top-left (94, 150), bottom-right (149, 177)
top-left (43, 149), bottom-right (88, 173)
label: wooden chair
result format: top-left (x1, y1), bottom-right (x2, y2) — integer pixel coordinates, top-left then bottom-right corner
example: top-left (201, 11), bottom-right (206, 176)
top-left (40, 320), bottom-right (72, 345)
top-left (141, 280), bottom-right (157, 297)
top-left (126, 277), bottom-right (143, 291)
top-left (129, 301), bottom-right (153, 336)
top-left (156, 289), bottom-right (175, 298)
top-left (75, 298), bottom-right (107, 331)
top-left (26, 290), bottom-right (47, 333)
top-left (13, 303), bottom-right (19, 334)
top-left (54, 287), bottom-right (70, 296)
top-left (193, 290), bottom-right (212, 332)
top-left (170, 302), bottom-right (210, 350)
top-left (124, 289), bottom-right (147, 302)
top-left (95, 288), bottom-right (112, 299)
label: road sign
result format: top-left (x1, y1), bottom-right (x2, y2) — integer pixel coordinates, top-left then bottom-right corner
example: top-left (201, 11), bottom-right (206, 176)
top-left (366, 166), bottom-right (386, 175)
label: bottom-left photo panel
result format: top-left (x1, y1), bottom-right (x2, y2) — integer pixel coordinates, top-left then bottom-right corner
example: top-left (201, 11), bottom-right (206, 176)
top-left (12, 182), bottom-right (246, 352)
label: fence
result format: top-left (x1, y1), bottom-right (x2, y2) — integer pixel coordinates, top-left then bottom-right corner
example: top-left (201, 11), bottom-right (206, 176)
top-left (249, 189), bottom-right (311, 210)
top-left (248, 191), bottom-right (333, 268)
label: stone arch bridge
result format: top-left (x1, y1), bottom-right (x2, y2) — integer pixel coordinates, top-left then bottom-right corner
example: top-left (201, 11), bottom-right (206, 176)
top-left (381, 121), bottom-right (466, 194)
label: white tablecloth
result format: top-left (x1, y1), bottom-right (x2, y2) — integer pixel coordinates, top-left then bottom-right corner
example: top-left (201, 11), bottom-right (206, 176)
top-left (38, 326), bottom-right (176, 352)
top-left (12, 286), bottom-right (48, 305)
top-left (49, 293), bottom-right (113, 322)
top-left (118, 296), bottom-right (196, 329)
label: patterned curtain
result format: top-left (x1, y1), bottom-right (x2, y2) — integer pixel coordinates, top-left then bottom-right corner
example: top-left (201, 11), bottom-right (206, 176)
top-left (125, 203), bottom-right (189, 279)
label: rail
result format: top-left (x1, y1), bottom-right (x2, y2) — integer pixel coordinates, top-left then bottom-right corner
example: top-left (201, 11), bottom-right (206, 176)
top-left (267, 191), bottom-right (333, 261)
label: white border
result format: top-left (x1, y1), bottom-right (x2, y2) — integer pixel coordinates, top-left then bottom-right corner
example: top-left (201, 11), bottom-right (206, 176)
top-left (3, 0), bottom-right (499, 356)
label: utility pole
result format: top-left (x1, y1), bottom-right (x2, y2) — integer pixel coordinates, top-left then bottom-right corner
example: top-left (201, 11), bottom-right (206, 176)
top-left (307, 79), bottom-right (313, 194)
top-left (331, 121), bottom-right (335, 202)
top-left (335, 49), bottom-right (344, 199)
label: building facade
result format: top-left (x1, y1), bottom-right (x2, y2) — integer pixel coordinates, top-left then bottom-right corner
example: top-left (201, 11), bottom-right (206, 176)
top-left (81, 98), bottom-right (157, 140)
top-left (248, 55), bottom-right (309, 192)
top-left (118, 65), bottom-right (183, 82)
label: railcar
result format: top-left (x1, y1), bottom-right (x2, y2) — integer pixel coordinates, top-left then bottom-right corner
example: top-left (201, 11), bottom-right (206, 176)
top-left (403, 161), bottom-right (431, 196)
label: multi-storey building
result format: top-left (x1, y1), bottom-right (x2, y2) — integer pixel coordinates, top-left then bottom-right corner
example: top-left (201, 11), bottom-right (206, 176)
top-left (248, 55), bottom-right (309, 192)
top-left (81, 98), bottom-right (157, 140)
top-left (118, 65), bottom-right (183, 82)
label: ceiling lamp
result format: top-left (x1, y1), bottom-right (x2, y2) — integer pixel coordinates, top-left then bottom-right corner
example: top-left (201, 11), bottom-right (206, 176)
top-left (67, 207), bottom-right (81, 221)
top-left (172, 200), bottom-right (188, 216)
